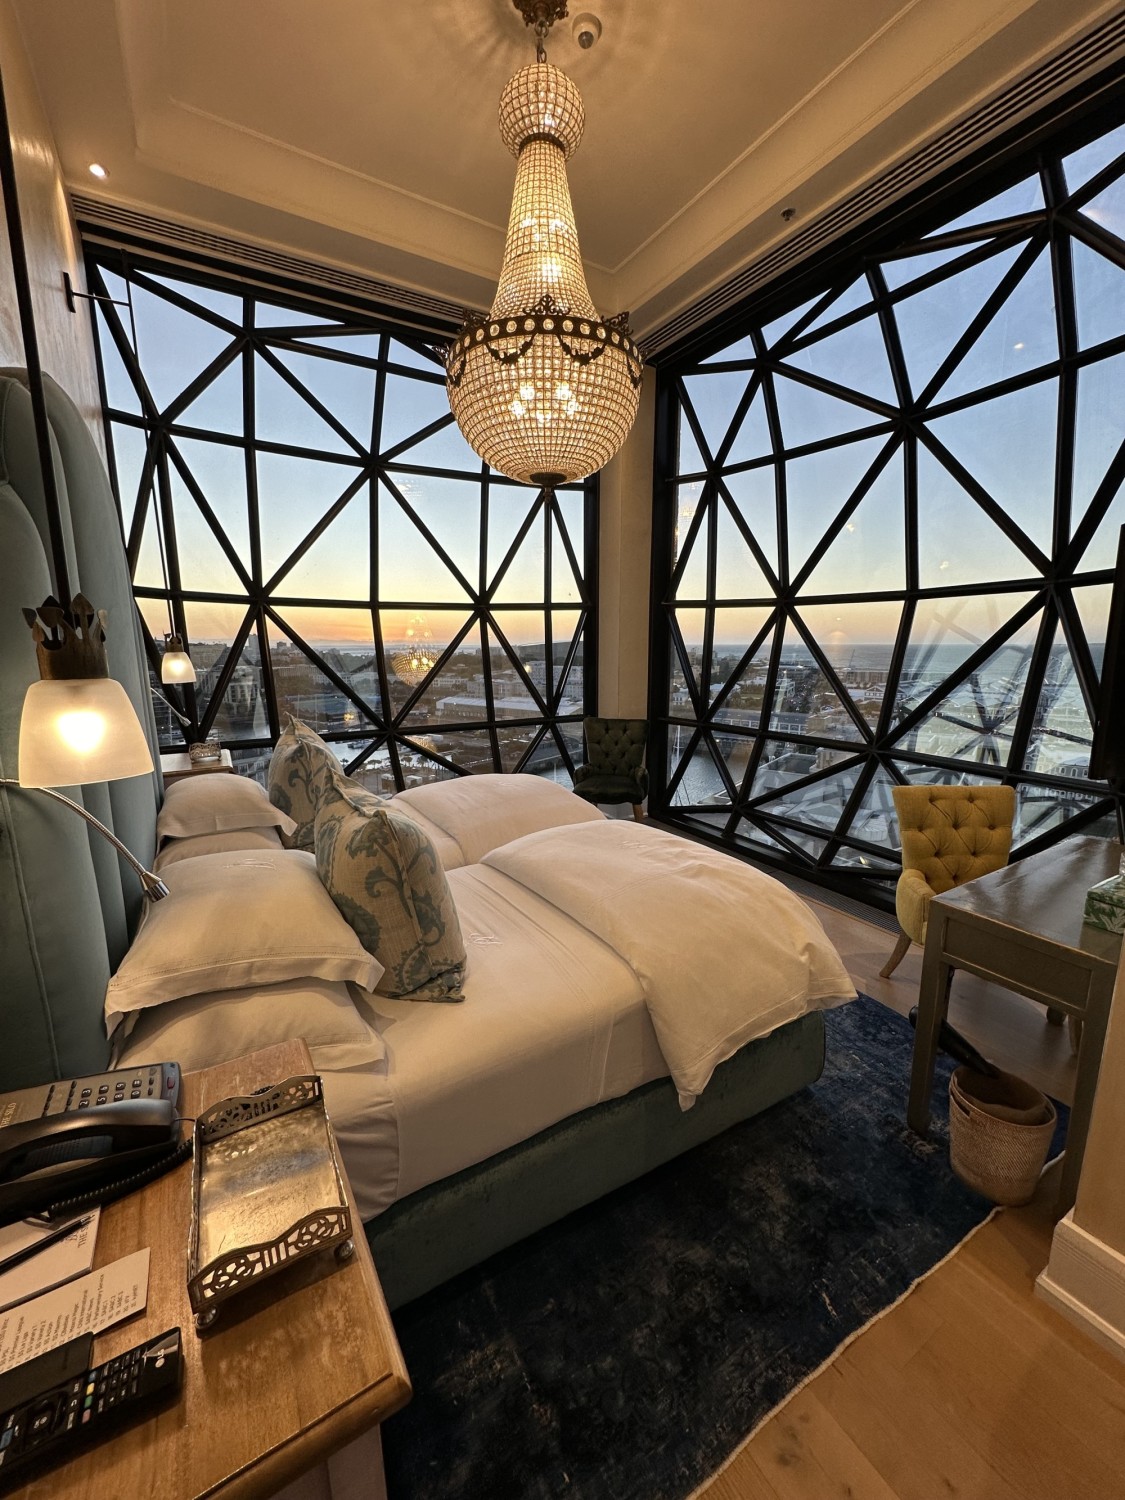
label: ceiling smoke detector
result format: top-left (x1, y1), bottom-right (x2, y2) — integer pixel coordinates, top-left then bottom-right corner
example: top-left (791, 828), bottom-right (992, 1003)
top-left (572, 13), bottom-right (601, 49)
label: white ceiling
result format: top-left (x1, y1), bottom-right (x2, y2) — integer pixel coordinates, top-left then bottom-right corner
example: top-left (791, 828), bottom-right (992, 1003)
top-left (13, 0), bottom-right (1123, 336)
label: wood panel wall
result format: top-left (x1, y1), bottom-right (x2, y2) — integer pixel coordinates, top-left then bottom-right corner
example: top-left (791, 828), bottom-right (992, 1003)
top-left (0, 0), bottom-right (104, 450)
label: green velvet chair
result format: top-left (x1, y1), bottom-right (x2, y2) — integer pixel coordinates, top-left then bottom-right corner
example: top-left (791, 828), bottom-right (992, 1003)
top-left (573, 717), bottom-right (649, 820)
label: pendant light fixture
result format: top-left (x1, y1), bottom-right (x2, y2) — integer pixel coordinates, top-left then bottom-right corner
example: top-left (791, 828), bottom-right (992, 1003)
top-left (161, 633), bottom-right (196, 684)
top-left (446, 0), bottom-right (642, 500)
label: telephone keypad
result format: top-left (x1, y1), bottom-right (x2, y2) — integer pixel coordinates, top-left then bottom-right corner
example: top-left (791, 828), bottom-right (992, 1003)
top-left (39, 1067), bottom-right (174, 1122)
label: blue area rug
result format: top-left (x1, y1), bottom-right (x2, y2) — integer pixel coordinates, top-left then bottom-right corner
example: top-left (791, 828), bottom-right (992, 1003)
top-left (380, 996), bottom-right (1067, 1500)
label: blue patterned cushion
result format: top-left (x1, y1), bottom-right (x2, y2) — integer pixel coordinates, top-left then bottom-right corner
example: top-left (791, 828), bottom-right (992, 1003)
top-left (314, 771), bottom-right (466, 1002)
top-left (268, 717), bottom-right (384, 850)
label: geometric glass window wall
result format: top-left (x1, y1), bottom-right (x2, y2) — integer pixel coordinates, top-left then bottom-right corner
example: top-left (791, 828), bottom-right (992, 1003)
top-left (86, 251), bottom-right (595, 791)
top-left (654, 117), bottom-right (1125, 895)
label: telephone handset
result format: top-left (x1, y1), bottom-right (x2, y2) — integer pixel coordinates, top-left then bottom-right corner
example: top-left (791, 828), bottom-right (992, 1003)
top-left (0, 1063), bottom-right (182, 1223)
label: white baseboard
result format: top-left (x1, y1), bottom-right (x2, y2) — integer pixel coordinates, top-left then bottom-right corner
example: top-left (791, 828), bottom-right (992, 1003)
top-left (1036, 1212), bottom-right (1125, 1364)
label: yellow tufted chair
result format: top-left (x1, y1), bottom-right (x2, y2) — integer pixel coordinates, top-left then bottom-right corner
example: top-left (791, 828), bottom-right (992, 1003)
top-left (880, 784), bottom-right (1017, 978)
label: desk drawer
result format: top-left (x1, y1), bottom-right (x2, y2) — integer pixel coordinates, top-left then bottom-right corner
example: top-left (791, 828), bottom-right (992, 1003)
top-left (942, 920), bottom-right (1092, 1011)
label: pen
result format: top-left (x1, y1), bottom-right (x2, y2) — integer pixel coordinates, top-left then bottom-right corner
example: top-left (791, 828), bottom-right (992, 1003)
top-left (0, 1216), bottom-right (94, 1278)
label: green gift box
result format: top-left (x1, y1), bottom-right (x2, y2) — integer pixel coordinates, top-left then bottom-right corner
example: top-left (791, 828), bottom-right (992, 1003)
top-left (1083, 874), bottom-right (1125, 934)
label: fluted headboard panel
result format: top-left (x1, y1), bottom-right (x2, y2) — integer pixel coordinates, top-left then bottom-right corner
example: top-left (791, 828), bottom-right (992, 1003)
top-left (0, 372), bottom-right (161, 1090)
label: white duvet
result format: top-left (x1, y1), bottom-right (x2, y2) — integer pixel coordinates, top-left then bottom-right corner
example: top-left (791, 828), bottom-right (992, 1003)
top-left (481, 820), bottom-right (856, 1107)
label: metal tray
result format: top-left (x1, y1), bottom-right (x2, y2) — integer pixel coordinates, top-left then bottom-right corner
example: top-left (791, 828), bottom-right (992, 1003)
top-left (187, 1075), bottom-right (354, 1330)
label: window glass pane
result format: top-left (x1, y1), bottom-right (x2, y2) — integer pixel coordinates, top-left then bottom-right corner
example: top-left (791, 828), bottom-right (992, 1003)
top-left (676, 405), bottom-right (707, 475)
top-left (802, 449), bottom-right (905, 596)
top-left (130, 281), bottom-right (238, 412)
top-left (723, 390), bottom-right (773, 468)
top-left (915, 445), bottom-right (1040, 589)
top-left (1022, 623), bottom-right (1093, 779)
top-left (175, 357), bottom-right (244, 436)
top-left (785, 438), bottom-right (885, 577)
top-left (926, 380), bottom-right (1058, 560)
top-left (772, 374), bottom-right (880, 449)
top-left (937, 248), bottom-right (1058, 401)
top-left (723, 468), bottom-right (777, 573)
top-left (96, 307), bottom-right (142, 414)
top-left (670, 736), bottom-right (730, 809)
top-left (1072, 239), bottom-right (1125, 350)
top-left (270, 347), bottom-right (376, 447)
top-left (148, 273), bottom-right (241, 325)
top-left (1073, 353), bottom-right (1125, 521)
top-left (257, 452), bottom-right (360, 582)
top-left (783, 312), bottom-right (897, 405)
top-left (1077, 171), bottom-right (1125, 244)
top-left (267, 610), bottom-right (380, 730)
top-left (255, 354), bottom-right (357, 454)
top-left (273, 490), bottom-right (370, 602)
top-left (891, 243), bottom-right (1023, 396)
top-left (682, 370), bottom-right (752, 460)
top-left (170, 436), bottom-right (251, 566)
top-left (927, 175), bottom-right (1043, 236)
top-left (1063, 124), bottom-right (1125, 195)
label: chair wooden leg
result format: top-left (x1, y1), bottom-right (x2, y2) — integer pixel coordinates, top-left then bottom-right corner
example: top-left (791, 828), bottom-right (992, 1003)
top-left (631, 802), bottom-right (644, 822)
top-left (880, 929), bottom-right (912, 979)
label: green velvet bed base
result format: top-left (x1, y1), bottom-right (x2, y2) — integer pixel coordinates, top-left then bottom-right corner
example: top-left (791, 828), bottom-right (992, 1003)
top-left (365, 1010), bottom-right (825, 1309)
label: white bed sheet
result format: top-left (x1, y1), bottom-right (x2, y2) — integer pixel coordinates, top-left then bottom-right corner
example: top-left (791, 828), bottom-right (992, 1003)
top-left (345, 864), bottom-right (664, 1217)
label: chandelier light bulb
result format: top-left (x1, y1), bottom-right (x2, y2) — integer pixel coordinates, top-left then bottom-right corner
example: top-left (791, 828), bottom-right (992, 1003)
top-left (447, 57), bottom-right (643, 488)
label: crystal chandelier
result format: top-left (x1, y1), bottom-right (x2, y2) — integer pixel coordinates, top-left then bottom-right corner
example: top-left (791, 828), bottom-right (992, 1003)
top-left (391, 616), bottom-right (437, 688)
top-left (446, 0), bottom-right (642, 496)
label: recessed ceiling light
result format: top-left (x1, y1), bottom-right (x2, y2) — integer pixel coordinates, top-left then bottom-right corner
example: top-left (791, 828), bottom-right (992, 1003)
top-left (88, 163), bottom-right (108, 179)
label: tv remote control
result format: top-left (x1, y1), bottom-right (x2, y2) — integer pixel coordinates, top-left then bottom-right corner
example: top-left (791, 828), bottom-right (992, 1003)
top-left (0, 1328), bottom-right (182, 1487)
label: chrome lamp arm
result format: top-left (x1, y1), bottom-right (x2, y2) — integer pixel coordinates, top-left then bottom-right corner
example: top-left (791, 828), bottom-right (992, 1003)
top-left (0, 777), bottom-right (168, 900)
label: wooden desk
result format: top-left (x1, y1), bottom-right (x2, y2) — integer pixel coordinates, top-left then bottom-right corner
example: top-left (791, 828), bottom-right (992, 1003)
top-left (19, 1042), bottom-right (410, 1500)
top-left (908, 837), bottom-right (1123, 1215)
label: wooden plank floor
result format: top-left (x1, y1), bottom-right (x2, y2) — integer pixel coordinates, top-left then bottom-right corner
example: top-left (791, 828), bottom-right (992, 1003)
top-left (694, 902), bottom-right (1125, 1500)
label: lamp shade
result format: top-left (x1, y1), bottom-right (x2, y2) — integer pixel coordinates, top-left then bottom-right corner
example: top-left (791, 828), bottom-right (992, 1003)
top-left (19, 677), bottom-right (155, 787)
top-left (161, 635), bottom-right (196, 684)
top-left (446, 62), bottom-right (642, 486)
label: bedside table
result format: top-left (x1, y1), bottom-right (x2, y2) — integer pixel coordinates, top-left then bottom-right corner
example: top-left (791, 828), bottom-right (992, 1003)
top-left (16, 1042), bottom-right (410, 1500)
top-left (160, 749), bottom-right (234, 784)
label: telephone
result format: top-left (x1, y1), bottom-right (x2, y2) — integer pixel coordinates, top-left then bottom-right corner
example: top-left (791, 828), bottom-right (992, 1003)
top-left (0, 1064), bottom-right (183, 1224)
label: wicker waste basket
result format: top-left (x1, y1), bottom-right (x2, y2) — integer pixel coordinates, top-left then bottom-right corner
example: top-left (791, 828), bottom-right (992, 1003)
top-left (948, 1066), bottom-right (1057, 1206)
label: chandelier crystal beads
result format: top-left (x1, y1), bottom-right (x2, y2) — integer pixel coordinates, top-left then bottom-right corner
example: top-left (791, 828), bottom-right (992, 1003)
top-left (446, 47), bottom-right (642, 488)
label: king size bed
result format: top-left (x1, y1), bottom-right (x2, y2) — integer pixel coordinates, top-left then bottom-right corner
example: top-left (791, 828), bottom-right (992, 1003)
top-left (0, 371), bottom-right (855, 1307)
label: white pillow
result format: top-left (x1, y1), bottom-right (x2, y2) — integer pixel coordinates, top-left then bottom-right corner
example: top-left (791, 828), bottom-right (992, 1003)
top-left (105, 849), bottom-right (382, 1033)
top-left (391, 772), bottom-right (603, 865)
top-left (115, 978), bottom-right (385, 1075)
top-left (157, 775), bottom-right (296, 843)
top-left (154, 827), bottom-right (284, 871)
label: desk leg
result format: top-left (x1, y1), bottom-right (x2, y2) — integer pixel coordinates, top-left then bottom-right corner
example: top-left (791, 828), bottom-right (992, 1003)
top-left (1057, 978), bottom-right (1113, 1217)
top-left (908, 910), bottom-right (953, 1136)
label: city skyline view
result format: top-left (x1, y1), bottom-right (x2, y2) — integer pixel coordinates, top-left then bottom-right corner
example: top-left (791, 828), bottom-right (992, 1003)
top-left (91, 111), bottom-right (1125, 882)
top-left (657, 122), bottom-right (1125, 875)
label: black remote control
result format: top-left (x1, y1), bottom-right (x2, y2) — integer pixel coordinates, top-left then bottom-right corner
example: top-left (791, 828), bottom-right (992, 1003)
top-left (0, 1328), bottom-right (182, 1487)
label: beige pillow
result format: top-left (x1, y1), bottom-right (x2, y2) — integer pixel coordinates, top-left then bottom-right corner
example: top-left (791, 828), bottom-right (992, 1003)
top-left (314, 774), bottom-right (466, 1002)
top-left (115, 977), bottom-right (384, 1074)
top-left (153, 826), bottom-right (284, 872)
top-left (105, 848), bottom-right (383, 1033)
top-left (157, 774), bottom-right (295, 843)
top-left (393, 772), bottom-right (603, 865)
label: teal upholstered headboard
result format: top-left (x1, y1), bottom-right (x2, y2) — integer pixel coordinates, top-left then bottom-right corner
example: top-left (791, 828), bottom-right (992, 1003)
top-left (0, 371), bottom-right (161, 1090)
